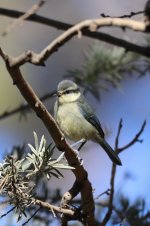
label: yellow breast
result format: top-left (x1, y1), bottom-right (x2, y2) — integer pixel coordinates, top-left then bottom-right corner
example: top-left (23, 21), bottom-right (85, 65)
top-left (55, 102), bottom-right (97, 141)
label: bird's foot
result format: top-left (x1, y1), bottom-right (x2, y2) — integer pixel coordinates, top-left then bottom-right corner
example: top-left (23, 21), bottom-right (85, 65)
top-left (70, 148), bottom-right (84, 166)
top-left (71, 139), bottom-right (86, 151)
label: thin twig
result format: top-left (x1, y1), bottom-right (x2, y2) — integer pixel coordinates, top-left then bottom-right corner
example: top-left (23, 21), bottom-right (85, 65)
top-left (101, 11), bottom-right (144, 18)
top-left (100, 120), bottom-right (123, 226)
top-left (100, 164), bottom-right (116, 226)
top-left (115, 118), bottom-right (123, 150)
top-left (34, 198), bottom-right (75, 216)
top-left (0, 206), bottom-right (16, 218)
top-left (117, 120), bottom-right (146, 153)
top-left (2, 0), bottom-right (47, 37)
top-left (22, 207), bottom-right (41, 226)
top-left (0, 91), bottom-right (55, 121)
top-left (100, 120), bottom-right (146, 226)
top-left (94, 189), bottom-right (111, 200)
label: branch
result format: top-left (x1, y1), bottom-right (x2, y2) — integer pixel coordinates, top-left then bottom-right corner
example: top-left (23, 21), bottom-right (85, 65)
top-left (100, 161), bottom-right (116, 226)
top-left (100, 120), bottom-right (146, 226)
top-left (100, 120), bottom-right (122, 226)
top-left (0, 49), bottom-right (96, 225)
top-left (0, 18), bottom-right (148, 67)
top-left (117, 120), bottom-right (146, 153)
top-left (0, 197), bottom-right (80, 222)
top-left (61, 180), bottom-right (83, 206)
top-left (115, 118), bottom-right (123, 150)
top-left (34, 198), bottom-right (80, 219)
top-left (101, 11), bottom-right (144, 18)
top-left (0, 91), bottom-right (55, 121)
top-left (0, 8), bottom-right (150, 58)
top-left (1, 0), bottom-right (47, 37)
top-left (0, 206), bottom-right (16, 219)
top-left (22, 207), bottom-right (41, 226)
top-left (94, 189), bottom-right (111, 200)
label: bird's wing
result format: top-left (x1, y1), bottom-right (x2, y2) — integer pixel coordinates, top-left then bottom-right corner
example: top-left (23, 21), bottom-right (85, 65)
top-left (87, 114), bottom-right (105, 138)
top-left (78, 96), bottom-right (105, 138)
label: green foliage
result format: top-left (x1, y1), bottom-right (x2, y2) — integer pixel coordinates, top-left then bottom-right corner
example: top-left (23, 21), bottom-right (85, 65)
top-left (65, 44), bottom-right (148, 99)
top-left (0, 132), bottom-right (73, 222)
top-left (25, 131), bottom-right (74, 179)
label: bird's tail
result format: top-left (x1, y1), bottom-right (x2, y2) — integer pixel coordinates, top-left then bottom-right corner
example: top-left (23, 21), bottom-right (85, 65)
top-left (98, 138), bottom-right (122, 166)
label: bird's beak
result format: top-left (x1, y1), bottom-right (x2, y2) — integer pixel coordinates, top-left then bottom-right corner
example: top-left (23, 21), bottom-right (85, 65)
top-left (57, 91), bottom-right (63, 97)
top-left (53, 91), bottom-right (62, 97)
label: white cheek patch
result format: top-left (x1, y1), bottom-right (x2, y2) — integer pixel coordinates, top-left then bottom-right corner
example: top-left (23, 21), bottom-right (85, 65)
top-left (60, 92), bottom-right (81, 103)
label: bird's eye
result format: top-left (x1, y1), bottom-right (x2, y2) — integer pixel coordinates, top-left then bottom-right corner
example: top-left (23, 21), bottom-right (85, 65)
top-left (63, 88), bottom-right (80, 95)
top-left (64, 90), bottom-right (72, 94)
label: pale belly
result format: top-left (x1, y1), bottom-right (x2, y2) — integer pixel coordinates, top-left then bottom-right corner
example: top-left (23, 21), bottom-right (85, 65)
top-left (56, 103), bottom-right (97, 141)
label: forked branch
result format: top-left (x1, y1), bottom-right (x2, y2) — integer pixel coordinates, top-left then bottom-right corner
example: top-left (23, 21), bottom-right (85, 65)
top-left (100, 119), bottom-right (146, 226)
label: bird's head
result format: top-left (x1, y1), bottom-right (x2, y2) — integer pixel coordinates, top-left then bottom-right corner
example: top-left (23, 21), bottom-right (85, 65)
top-left (56, 80), bottom-right (81, 104)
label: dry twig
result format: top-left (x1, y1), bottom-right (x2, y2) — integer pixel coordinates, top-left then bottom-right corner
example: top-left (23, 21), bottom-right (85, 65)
top-left (0, 8), bottom-right (150, 58)
top-left (1, 0), bottom-right (47, 36)
top-left (117, 120), bottom-right (146, 153)
top-left (100, 119), bottom-right (146, 226)
top-left (101, 11), bottom-right (144, 18)
top-left (0, 207), bottom-right (16, 219)
top-left (0, 91), bottom-right (55, 121)
top-left (0, 18), bottom-right (147, 67)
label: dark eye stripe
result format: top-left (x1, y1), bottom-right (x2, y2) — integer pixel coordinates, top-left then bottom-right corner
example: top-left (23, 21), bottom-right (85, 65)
top-left (63, 88), bottom-right (80, 95)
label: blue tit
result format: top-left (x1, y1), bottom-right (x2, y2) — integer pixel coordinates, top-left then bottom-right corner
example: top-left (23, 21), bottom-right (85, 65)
top-left (54, 80), bottom-right (122, 166)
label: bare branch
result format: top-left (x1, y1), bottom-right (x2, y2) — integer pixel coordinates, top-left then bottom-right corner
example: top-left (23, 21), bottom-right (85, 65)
top-left (22, 207), bottom-right (41, 226)
top-left (1, 0), bottom-right (47, 37)
top-left (101, 11), bottom-right (144, 18)
top-left (100, 163), bottom-right (116, 226)
top-left (1, 197), bottom-right (80, 222)
top-left (0, 91), bottom-right (55, 121)
top-left (1, 8), bottom-right (150, 58)
top-left (61, 181), bottom-right (82, 207)
top-left (94, 189), bottom-right (111, 200)
top-left (117, 120), bottom-right (146, 153)
top-left (115, 118), bottom-right (123, 150)
top-left (100, 119), bottom-right (124, 225)
top-left (0, 206), bottom-right (16, 219)
top-left (0, 18), bottom-right (147, 67)
top-left (34, 198), bottom-right (76, 216)
top-left (100, 120), bottom-right (146, 225)
top-left (0, 49), bottom-right (96, 225)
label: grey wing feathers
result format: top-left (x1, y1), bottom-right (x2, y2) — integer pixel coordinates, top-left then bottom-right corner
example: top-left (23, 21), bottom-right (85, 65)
top-left (87, 115), bottom-right (105, 138)
top-left (78, 96), bottom-right (105, 138)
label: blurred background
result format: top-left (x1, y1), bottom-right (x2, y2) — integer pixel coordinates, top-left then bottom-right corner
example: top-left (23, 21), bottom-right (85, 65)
top-left (0, 0), bottom-right (150, 225)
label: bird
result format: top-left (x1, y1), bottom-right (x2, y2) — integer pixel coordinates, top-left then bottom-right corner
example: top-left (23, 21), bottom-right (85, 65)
top-left (54, 80), bottom-right (122, 166)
